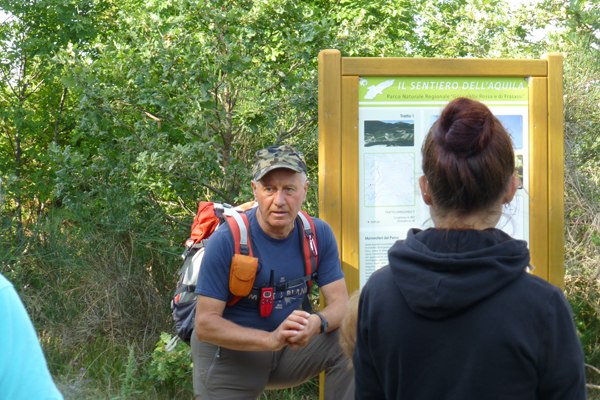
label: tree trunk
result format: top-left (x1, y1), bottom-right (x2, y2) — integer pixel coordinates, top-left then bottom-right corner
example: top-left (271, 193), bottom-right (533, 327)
top-left (54, 87), bottom-right (68, 144)
top-left (15, 123), bottom-right (22, 237)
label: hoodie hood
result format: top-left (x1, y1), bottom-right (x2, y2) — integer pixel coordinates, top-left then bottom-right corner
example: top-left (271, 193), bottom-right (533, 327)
top-left (388, 228), bottom-right (530, 320)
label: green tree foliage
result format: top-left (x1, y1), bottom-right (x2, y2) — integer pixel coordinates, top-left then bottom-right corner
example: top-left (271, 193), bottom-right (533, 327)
top-left (546, 0), bottom-right (599, 49)
top-left (58, 0), bottom-right (330, 218)
top-left (315, 0), bottom-right (421, 57)
top-left (417, 0), bottom-right (545, 58)
top-left (0, 0), bottom-right (117, 235)
top-left (52, 0), bottom-right (545, 226)
top-left (51, 0), bottom-right (437, 228)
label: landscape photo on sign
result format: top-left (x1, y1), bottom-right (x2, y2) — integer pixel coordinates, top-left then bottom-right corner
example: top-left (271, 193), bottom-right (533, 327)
top-left (429, 114), bottom-right (523, 150)
top-left (364, 120), bottom-right (415, 147)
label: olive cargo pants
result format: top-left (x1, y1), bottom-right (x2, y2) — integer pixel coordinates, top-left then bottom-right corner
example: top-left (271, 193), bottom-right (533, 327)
top-left (191, 328), bottom-right (354, 400)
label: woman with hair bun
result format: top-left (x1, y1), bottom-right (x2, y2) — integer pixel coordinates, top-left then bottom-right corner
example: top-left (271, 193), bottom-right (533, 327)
top-left (353, 98), bottom-right (586, 399)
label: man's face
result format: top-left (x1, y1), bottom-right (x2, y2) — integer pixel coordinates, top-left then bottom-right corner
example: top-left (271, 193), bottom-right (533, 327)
top-left (251, 168), bottom-right (309, 239)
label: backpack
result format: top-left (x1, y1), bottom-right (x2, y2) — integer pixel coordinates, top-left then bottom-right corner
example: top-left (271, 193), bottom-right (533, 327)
top-left (169, 201), bottom-right (319, 348)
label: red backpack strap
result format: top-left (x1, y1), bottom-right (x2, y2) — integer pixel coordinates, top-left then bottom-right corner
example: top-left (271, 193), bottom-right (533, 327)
top-left (222, 207), bottom-right (253, 306)
top-left (222, 207), bottom-right (253, 257)
top-left (298, 210), bottom-right (318, 291)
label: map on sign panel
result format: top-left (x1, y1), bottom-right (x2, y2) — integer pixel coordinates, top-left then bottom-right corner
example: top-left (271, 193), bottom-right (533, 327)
top-left (364, 153), bottom-right (415, 207)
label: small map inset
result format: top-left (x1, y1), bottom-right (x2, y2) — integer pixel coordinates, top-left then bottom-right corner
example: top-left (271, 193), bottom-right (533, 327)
top-left (365, 153), bottom-right (415, 206)
top-left (364, 120), bottom-right (414, 147)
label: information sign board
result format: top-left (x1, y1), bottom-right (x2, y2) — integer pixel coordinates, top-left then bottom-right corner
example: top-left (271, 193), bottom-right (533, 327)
top-left (316, 51), bottom-right (563, 399)
top-left (357, 76), bottom-right (530, 286)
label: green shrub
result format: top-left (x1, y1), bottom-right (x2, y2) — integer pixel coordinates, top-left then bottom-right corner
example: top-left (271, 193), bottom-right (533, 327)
top-left (146, 333), bottom-right (193, 394)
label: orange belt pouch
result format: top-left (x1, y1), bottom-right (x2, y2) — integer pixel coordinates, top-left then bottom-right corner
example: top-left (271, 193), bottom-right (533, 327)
top-left (229, 254), bottom-right (259, 297)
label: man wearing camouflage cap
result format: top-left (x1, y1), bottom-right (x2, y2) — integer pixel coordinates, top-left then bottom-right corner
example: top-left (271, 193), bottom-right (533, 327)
top-left (192, 145), bottom-right (353, 399)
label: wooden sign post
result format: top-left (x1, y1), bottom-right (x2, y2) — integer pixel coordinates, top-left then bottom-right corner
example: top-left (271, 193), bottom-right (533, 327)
top-left (316, 51), bottom-right (563, 398)
top-left (318, 50), bottom-right (564, 292)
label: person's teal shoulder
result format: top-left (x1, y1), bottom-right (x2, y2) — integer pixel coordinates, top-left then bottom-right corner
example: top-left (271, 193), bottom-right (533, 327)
top-left (0, 273), bottom-right (12, 290)
top-left (0, 273), bottom-right (64, 400)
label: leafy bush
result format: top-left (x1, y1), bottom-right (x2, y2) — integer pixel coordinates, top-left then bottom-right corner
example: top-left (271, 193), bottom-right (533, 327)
top-left (146, 333), bottom-right (193, 393)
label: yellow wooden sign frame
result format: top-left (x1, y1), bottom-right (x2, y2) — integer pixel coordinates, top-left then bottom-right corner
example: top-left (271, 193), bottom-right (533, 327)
top-left (318, 50), bottom-right (565, 295)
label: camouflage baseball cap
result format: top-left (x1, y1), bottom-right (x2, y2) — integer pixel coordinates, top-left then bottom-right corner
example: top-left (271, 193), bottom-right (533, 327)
top-left (252, 145), bottom-right (307, 181)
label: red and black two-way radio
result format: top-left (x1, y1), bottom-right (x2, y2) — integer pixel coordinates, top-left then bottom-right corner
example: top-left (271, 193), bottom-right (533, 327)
top-left (260, 270), bottom-right (276, 318)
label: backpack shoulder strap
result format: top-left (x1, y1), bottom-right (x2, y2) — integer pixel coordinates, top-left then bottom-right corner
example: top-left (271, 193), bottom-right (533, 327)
top-left (297, 210), bottom-right (318, 291)
top-left (221, 206), bottom-right (254, 306)
top-left (222, 206), bottom-right (253, 257)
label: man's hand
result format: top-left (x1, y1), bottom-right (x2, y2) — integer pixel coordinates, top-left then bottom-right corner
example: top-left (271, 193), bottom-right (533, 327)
top-left (282, 311), bottom-right (320, 350)
top-left (267, 310), bottom-right (315, 351)
top-left (285, 279), bottom-right (350, 350)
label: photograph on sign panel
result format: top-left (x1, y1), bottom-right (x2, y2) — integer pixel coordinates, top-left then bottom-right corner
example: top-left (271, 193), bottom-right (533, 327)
top-left (515, 155), bottom-right (524, 189)
top-left (430, 114), bottom-right (524, 151)
top-left (496, 115), bottom-right (524, 150)
top-left (364, 120), bottom-right (414, 147)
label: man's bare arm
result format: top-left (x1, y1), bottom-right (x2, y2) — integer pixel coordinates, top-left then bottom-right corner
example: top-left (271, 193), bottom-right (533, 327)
top-left (194, 295), bottom-right (310, 351)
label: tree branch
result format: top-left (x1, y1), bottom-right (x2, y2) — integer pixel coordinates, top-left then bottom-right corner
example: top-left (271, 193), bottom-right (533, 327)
top-left (19, 34), bottom-right (27, 100)
top-left (1, 125), bottom-right (16, 154)
top-left (201, 182), bottom-right (229, 201)
top-left (274, 116), bottom-right (316, 145)
top-left (207, 121), bottom-right (221, 136)
top-left (586, 364), bottom-right (600, 389)
top-left (587, 363), bottom-right (600, 376)
top-left (22, 78), bottom-right (46, 101)
top-left (260, 62), bottom-right (298, 95)
top-left (114, 101), bottom-right (205, 139)
top-left (223, 85), bottom-right (233, 144)
top-left (106, 108), bottom-right (136, 133)
top-left (0, 66), bottom-right (19, 100)
top-left (211, 85), bottom-right (229, 147)
top-left (146, 194), bottom-right (191, 228)
top-left (587, 383), bottom-right (600, 390)
top-left (171, 171), bottom-right (231, 203)
top-left (0, 91), bottom-right (15, 107)
top-left (567, 222), bottom-right (600, 230)
top-left (100, 104), bottom-right (145, 147)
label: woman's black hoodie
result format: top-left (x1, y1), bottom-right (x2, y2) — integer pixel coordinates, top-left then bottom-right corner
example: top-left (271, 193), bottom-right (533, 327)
top-left (354, 228), bottom-right (586, 400)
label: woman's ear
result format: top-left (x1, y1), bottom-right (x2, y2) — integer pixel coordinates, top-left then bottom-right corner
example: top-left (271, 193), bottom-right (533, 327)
top-left (503, 175), bottom-right (519, 204)
top-left (419, 176), bottom-right (433, 206)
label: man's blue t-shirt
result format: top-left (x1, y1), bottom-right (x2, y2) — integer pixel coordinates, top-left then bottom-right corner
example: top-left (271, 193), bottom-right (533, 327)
top-left (196, 207), bottom-right (344, 332)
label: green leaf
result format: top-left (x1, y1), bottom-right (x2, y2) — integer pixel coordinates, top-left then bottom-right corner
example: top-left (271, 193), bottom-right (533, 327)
top-left (61, 75), bottom-right (77, 88)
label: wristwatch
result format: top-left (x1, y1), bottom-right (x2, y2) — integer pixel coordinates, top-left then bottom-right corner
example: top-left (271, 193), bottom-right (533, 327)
top-left (315, 312), bottom-right (329, 334)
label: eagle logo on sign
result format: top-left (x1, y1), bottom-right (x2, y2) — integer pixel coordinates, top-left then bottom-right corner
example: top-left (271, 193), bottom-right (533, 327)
top-left (364, 79), bottom-right (395, 100)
